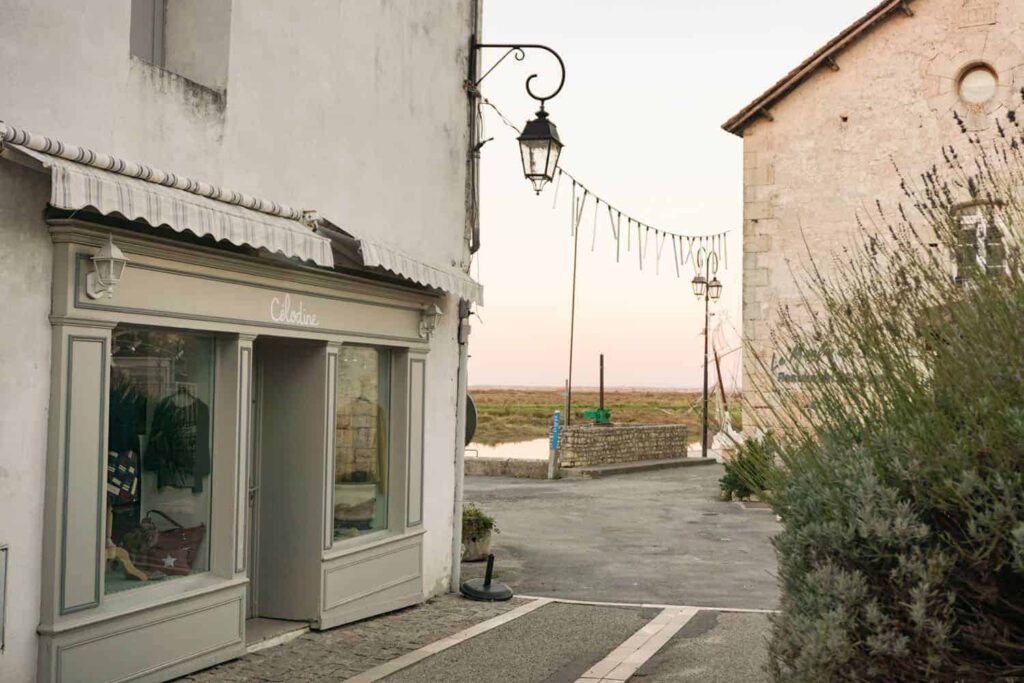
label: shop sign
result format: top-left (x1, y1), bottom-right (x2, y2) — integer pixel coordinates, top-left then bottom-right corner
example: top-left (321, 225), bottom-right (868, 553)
top-left (270, 294), bottom-right (321, 328)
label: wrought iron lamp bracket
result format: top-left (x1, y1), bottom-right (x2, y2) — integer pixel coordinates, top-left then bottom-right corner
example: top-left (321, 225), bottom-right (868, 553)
top-left (470, 39), bottom-right (566, 109)
top-left (695, 247), bottom-right (720, 278)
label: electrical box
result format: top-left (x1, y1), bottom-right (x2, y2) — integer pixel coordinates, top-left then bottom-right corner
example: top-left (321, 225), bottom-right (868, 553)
top-left (583, 408), bottom-right (612, 425)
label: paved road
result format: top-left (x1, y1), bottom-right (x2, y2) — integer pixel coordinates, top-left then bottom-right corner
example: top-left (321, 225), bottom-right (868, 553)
top-left (385, 602), bottom-right (657, 683)
top-left (462, 464), bottom-right (780, 610)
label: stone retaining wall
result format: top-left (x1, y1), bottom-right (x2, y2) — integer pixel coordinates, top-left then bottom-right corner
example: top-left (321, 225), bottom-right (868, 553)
top-left (557, 424), bottom-right (688, 468)
top-left (464, 457), bottom-right (549, 479)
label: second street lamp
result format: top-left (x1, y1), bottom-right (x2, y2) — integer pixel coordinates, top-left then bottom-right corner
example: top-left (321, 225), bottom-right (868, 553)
top-left (691, 250), bottom-right (722, 460)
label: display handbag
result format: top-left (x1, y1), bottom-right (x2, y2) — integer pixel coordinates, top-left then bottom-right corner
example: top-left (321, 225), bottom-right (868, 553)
top-left (132, 510), bottom-right (206, 577)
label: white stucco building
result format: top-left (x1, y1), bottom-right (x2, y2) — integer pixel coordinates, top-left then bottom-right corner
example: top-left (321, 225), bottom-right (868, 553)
top-left (723, 0), bottom-right (1023, 415)
top-left (0, 2), bottom-right (484, 681)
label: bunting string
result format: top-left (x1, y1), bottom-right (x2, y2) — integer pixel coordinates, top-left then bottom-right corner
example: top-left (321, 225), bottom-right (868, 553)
top-left (480, 98), bottom-right (733, 278)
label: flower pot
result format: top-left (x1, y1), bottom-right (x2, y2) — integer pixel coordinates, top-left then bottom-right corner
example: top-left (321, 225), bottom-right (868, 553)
top-left (462, 533), bottom-right (492, 562)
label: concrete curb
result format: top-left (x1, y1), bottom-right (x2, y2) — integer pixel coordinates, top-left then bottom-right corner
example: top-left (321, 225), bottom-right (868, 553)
top-left (563, 457), bottom-right (718, 479)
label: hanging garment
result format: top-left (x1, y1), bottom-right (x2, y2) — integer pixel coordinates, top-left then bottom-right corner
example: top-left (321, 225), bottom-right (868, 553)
top-left (145, 393), bottom-right (211, 493)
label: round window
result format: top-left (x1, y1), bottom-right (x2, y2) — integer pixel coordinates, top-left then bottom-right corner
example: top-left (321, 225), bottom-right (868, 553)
top-left (958, 65), bottom-right (998, 105)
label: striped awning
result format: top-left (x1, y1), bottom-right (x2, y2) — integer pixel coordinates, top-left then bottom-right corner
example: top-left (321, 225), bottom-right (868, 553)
top-left (0, 123), bottom-right (334, 267)
top-left (319, 221), bottom-right (484, 304)
top-left (359, 237), bottom-right (483, 304)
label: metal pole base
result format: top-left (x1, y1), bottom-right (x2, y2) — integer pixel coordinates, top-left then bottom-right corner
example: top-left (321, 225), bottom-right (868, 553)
top-left (460, 554), bottom-right (514, 602)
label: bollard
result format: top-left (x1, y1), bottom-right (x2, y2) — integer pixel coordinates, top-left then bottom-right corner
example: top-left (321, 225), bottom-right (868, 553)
top-left (548, 410), bottom-right (562, 479)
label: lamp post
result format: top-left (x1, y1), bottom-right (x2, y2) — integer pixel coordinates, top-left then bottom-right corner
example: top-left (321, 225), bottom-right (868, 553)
top-left (691, 250), bottom-right (722, 459)
top-left (469, 40), bottom-right (566, 193)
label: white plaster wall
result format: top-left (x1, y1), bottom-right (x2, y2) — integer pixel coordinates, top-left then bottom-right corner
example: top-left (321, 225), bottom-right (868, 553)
top-left (420, 299), bottom-right (462, 596)
top-left (0, 163), bottom-right (53, 682)
top-left (0, 0), bottom-right (474, 270)
top-left (740, 0), bottom-right (1024, 413)
top-left (0, 0), bottom-right (474, 672)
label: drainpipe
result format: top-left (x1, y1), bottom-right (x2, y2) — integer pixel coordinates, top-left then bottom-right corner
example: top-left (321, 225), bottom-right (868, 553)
top-left (450, 299), bottom-right (472, 592)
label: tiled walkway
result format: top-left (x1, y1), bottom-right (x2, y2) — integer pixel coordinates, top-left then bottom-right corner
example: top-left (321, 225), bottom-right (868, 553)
top-left (182, 597), bottom-right (772, 682)
top-left (181, 595), bottom-right (527, 682)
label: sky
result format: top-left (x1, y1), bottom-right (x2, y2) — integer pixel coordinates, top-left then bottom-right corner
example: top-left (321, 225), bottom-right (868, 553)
top-left (468, 0), bottom-right (882, 390)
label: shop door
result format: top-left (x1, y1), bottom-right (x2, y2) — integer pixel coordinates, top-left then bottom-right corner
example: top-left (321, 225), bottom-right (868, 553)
top-left (248, 337), bottom-right (326, 623)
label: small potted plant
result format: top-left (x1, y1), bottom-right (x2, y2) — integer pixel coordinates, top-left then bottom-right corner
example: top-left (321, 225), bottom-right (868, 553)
top-left (461, 504), bottom-right (499, 562)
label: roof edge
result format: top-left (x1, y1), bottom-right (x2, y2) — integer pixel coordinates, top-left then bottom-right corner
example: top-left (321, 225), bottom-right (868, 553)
top-left (722, 0), bottom-right (916, 137)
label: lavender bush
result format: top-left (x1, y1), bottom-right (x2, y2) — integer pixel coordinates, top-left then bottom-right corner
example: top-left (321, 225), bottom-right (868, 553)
top-left (740, 110), bottom-right (1024, 681)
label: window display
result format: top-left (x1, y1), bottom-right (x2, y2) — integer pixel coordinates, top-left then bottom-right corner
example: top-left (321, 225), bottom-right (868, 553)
top-left (334, 347), bottom-right (391, 540)
top-left (105, 326), bottom-right (214, 594)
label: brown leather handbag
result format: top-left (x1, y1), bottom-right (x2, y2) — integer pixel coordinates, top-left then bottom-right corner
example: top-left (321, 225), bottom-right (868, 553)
top-left (132, 510), bottom-right (206, 577)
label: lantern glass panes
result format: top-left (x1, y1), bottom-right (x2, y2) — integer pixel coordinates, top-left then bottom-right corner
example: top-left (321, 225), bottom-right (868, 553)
top-left (517, 109), bottom-right (563, 194)
top-left (691, 274), bottom-right (707, 298)
top-left (708, 277), bottom-right (723, 301)
top-left (94, 238), bottom-right (128, 287)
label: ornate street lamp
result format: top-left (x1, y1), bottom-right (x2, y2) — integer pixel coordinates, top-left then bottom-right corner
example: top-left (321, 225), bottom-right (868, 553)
top-left (518, 108), bottom-right (563, 194)
top-left (691, 273), bottom-right (707, 298)
top-left (707, 277), bottom-right (723, 302)
top-left (470, 40), bottom-right (566, 194)
top-left (691, 250), bottom-right (722, 459)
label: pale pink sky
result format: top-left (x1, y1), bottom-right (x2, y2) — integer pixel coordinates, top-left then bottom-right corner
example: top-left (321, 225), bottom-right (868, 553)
top-left (469, 0), bottom-right (880, 390)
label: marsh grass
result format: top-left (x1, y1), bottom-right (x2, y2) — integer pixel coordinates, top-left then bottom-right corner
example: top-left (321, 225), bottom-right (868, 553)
top-left (470, 389), bottom-right (740, 445)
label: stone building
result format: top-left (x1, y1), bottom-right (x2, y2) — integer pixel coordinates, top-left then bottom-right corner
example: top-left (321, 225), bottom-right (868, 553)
top-left (0, 1), bottom-right (485, 681)
top-left (723, 0), bottom-right (1024, 416)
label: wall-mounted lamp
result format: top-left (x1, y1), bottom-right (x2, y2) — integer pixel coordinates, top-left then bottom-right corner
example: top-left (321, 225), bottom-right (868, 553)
top-left (518, 109), bottom-right (563, 195)
top-left (86, 236), bottom-right (129, 300)
top-left (419, 304), bottom-right (443, 340)
top-left (470, 39), bottom-right (567, 194)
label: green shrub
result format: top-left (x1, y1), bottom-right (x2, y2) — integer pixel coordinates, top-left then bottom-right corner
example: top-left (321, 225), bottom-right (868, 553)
top-left (462, 503), bottom-right (499, 543)
top-left (744, 122), bottom-right (1024, 681)
top-left (720, 433), bottom-right (775, 501)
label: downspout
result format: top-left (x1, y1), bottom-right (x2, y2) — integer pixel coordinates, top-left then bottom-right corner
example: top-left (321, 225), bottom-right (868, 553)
top-left (452, 0), bottom-right (483, 592)
top-left (466, 0), bottom-right (483, 255)
top-left (450, 299), bottom-right (472, 591)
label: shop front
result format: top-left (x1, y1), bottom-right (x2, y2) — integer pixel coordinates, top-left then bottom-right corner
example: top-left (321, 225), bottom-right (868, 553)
top-left (34, 219), bottom-right (440, 682)
top-left (0, 113), bottom-right (485, 681)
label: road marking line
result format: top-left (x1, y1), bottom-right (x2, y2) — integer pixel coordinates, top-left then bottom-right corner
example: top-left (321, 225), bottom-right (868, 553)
top-left (344, 598), bottom-right (553, 682)
top-left (518, 594), bottom-right (778, 614)
top-left (576, 606), bottom-right (699, 682)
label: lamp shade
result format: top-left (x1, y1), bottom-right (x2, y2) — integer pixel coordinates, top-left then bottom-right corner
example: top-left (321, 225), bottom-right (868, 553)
top-left (691, 274), bottom-right (707, 298)
top-left (708, 277), bottom-right (723, 301)
top-left (518, 109), bottom-right (563, 194)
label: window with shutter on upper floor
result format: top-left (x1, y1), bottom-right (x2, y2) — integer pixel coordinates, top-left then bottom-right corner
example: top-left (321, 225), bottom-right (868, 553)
top-left (953, 202), bottom-right (1006, 284)
top-left (130, 0), bottom-right (232, 93)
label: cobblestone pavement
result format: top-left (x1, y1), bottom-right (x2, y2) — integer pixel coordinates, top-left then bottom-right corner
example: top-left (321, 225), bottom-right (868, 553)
top-left (181, 595), bottom-right (527, 682)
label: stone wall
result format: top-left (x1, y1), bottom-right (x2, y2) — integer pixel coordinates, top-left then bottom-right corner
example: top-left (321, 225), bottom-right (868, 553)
top-left (557, 424), bottom-right (688, 468)
top-left (735, 0), bottom-right (1024, 424)
top-left (464, 457), bottom-right (549, 479)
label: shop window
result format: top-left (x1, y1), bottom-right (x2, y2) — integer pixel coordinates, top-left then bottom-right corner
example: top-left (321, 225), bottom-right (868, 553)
top-left (105, 326), bottom-right (214, 595)
top-left (334, 348), bottom-right (392, 540)
top-left (130, 0), bottom-right (232, 92)
top-left (953, 202), bottom-right (1005, 284)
